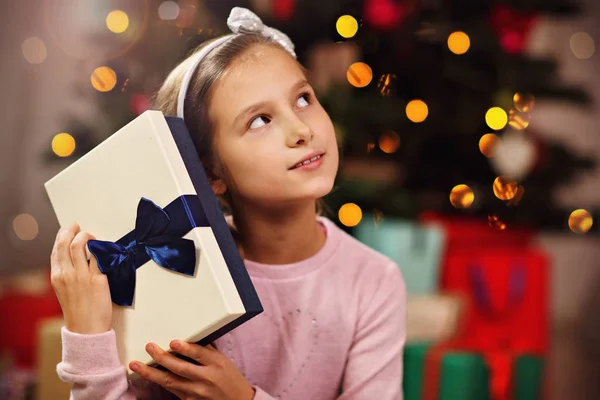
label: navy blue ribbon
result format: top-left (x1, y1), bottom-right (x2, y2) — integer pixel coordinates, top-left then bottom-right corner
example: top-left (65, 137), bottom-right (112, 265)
top-left (468, 262), bottom-right (526, 317)
top-left (88, 195), bottom-right (208, 307)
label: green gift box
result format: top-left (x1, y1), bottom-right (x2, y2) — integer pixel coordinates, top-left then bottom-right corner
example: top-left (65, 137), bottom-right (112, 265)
top-left (403, 343), bottom-right (545, 400)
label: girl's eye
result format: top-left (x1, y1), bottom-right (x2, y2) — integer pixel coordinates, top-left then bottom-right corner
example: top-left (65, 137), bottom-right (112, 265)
top-left (296, 93), bottom-right (310, 108)
top-left (249, 116), bottom-right (270, 130)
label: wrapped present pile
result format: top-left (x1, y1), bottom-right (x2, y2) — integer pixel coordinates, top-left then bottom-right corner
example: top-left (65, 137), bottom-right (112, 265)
top-left (355, 212), bottom-right (549, 400)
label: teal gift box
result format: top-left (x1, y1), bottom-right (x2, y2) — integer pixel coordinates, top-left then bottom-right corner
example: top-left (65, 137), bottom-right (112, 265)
top-left (354, 215), bottom-right (445, 294)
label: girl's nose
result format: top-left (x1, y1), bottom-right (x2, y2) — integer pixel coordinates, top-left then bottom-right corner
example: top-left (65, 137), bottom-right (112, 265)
top-left (286, 116), bottom-right (313, 147)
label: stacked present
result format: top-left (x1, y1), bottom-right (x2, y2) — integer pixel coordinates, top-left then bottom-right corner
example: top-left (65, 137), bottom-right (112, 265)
top-left (355, 212), bottom-right (548, 400)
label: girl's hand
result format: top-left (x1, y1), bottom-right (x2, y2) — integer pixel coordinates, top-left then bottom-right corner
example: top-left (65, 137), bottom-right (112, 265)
top-left (131, 341), bottom-right (255, 400)
top-left (50, 223), bottom-right (113, 334)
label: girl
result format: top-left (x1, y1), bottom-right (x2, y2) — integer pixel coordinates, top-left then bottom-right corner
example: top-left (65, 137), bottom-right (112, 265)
top-left (51, 7), bottom-right (406, 400)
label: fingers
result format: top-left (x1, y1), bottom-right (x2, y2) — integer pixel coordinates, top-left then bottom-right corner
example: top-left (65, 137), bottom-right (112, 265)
top-left (53, 224), bottom-right (80, 271)
top-left (170, 340), bottom-right (221, 367)
top-left (130, 359), bottom-right (211, 398)
top-left (145, 343), bottom-right (210, 382)
top-left (88, 252), bottom-right (103, 276)
top-left (70, 231), bottom-right (95, 273)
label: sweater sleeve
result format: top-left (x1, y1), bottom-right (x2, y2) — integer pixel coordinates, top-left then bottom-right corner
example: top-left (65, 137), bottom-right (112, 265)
top-left (57, 328), bottom-right (143, 400)
top-left (338, 262), bottom-right (406, 400)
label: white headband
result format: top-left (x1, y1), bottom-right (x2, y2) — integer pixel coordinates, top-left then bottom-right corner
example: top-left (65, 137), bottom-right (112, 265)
top-left (176, 7), bottom-right (297, 120)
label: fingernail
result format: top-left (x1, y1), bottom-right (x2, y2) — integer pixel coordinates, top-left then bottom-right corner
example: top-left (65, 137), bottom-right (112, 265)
top-left (130, 362), bottom-right (139, 372)
top-left (146, 343), bottom-right (154, 352)
top-left (170, 341), bottom-right (181, 350)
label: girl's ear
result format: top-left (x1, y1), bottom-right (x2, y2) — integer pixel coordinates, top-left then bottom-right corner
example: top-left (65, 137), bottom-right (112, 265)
top-left (211, 179), bottom-right (228, 196)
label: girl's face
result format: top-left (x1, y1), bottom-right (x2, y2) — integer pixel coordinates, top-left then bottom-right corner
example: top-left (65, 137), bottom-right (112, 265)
top-left (208, 44), bottom-right (339, 209)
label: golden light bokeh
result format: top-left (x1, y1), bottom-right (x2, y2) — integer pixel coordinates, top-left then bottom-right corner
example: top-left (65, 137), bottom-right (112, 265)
top-left (508, 109), bottom-right (531, 130)
top-left (513, 92), bottom-right (535, 113)
top-left (569, 209), bottom-right (593, 234)
top-left (158, 1), bottom-right (180, 20)
top-left (488, 214), bottom-right (507, 230)
top-left (336, 15), bottom-right (359, 39)
top-left (507, 185), bottom-right (525, 207)
top-left (569, 32), bottom-right (595, 60)
top-left (339, 203), bottom-right (363, 227)
top-left (347, 62), bottom-right (373, 88)
top-left (91, 66), bottom-right (117, 92)
top-left (378, 73), bottom-right (396, 96)
top-left (485, 107), bottom-right (508, 131)
top-left (493, 176), bottom-right (518, 200)
top-left (449, 184), bottom-right (474, 209)
top-left (406, 99), bottom-right (429, 123)
top-left (106, 10), bottom-right (130, 34)
top-left (447, 31), bottom-right (470, 55)
top-left (479, 133), bottom-right (499, 158)
top-left (379, 131), bottom-right (400, 154)
top-left (21, 37), bottom-right (47, 64)
top-left (13, 214), bottom-right (39, 241)
top-left (367, 142), bottom-right (375, 153)
top-left (51, 133), bottom-right (76, 158)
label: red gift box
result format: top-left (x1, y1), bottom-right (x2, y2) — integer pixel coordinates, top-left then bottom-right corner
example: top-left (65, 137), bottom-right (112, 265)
top-left (442, 247), bottom-right (549, 354)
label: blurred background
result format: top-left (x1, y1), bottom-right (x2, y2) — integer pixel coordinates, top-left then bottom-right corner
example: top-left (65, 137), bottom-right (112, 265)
top-left (1, 0), bottom-right (599, 398)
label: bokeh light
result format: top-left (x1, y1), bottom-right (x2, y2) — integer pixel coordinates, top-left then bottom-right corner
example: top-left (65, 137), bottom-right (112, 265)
top-left (52, 133), bottom-right (76, 158)
top-left (13, 214), bottom-right (39, 241)
top-left (406, 99), bottom-right (428, 123)
top-left (339, 203), bottom-right (363, 227)
top-left (21, 37), bottom-right (47, 64)
top-left (508, 109), bottom-right (530, 130)
top-left (513, 92), bottom-right (535, 113)
top-left (485, 107), bottom-right (508, 131)
top-left (449, 184), bottom-right (474, 209)
top-left (479, 133), bottom-right (499, 158)
top-left (447, 31), bottom-right (470, 55)
top-left (379, 131), bottom-right (400, 154)
top-left (569, 209), bottom-right (593, 234)
top-left (507, 185), bottom-right (525, 206)
top-left (493, 176), bottom-right (518, 200)
top-left (91, 66), bottom-right (117, 92)
top-left (158, 1), bottom-right (180, 20)
top-left (336, 15), bottom-right (359, 39)
top-left (488, 214), bottom-right (506, 230)
top-left (106, 10), bottom-right (129, 34)
top-left (378, 73), bottom-right (396, 96)
top-left (570, 32), bottom-right (595, 60)
top-left (347, 62), bottom-right (373, 88)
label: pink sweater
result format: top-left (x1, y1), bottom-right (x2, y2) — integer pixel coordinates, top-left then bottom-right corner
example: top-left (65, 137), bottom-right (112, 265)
top-left (57, 217), bottom-right (406, 399)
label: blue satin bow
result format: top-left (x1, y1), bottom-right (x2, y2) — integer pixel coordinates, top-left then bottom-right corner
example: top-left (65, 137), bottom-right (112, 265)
top-left (88, 196), bottom-right (208, 306)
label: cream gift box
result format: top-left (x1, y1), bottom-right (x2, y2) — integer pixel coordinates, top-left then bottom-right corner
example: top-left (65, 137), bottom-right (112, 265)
top-left (44, 110), bottom-right (263, 375)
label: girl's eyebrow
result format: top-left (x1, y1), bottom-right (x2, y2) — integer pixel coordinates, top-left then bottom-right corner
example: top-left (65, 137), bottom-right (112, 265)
top-left (232, 79), bottom-right (310, 127)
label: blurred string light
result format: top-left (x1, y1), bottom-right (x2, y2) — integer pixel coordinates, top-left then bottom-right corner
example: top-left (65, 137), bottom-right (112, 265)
top-left (508, 109), bottom-right (530, 130)
top-left (367, 142), bottom-right (376, 153)
top-left (506, 185), bottom-right (525, 206)
top-left (106, 10), bottom-right (129, 34)
top-left (406, 99), bottom-right (428, 123)
top-left (52, 133), bottom-right (76, 157)
top-left (488, 214), bottom-right (506, 230)
top-left (379, 131), bottom-right (400, 154)
top-left (569, 209), bottom-right (593, 233)
top-left (485, 107), bottom-right (508, 130)
top-left (13, 214), bottom-right (39, 241)
top-left (479, 133), bottom-right (499, 158)
top-left (347, 62), bottom-right (372, 88)
top-left (447, 31), bottom-right (470, 55)
top-left (493, 176), bottom-right (518, 200)
top-left (378, 73), bottom-right (396, 96)
top-left (91, 66), bottom-right (117, 92)
top-left (336, 15), bottom-right (359, 39)
top-left (513, 92), bottom-right (535, 112)
top-left (449, 184), bottom-right (474, 209)
top-left (339, 203), bottom-right (363, 227)
top-left (22, 37), bottom-right (47, 64)
top-left (158, 1), bottom-right (180, 20)
top-left (570, 32), bottom-right (595, 60)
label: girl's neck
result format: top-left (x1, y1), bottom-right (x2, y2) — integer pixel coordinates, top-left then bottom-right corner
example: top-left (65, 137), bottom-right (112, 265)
top-left (232, 200), bottom-right (326, 265)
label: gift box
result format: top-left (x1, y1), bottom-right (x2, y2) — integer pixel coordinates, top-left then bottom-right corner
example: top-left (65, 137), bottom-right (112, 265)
top-left (442, 247), bottom-right (549, 353)
top-left (404, 342), bottom-right (545, 400)
top-left (354, 215), bottom-right (445, 293)
top-left (44, 110), bottom-right (263, 374)
top-left (406, 294), bottom-right (463, 343)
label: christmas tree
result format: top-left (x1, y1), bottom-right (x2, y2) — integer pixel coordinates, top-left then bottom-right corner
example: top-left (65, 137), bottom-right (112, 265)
top-left (47, 0), bottom-right (596, 233)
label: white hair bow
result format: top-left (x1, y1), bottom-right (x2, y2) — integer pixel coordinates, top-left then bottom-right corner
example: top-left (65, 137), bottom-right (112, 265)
top-left (177, 7), bottom-right (297, 120)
